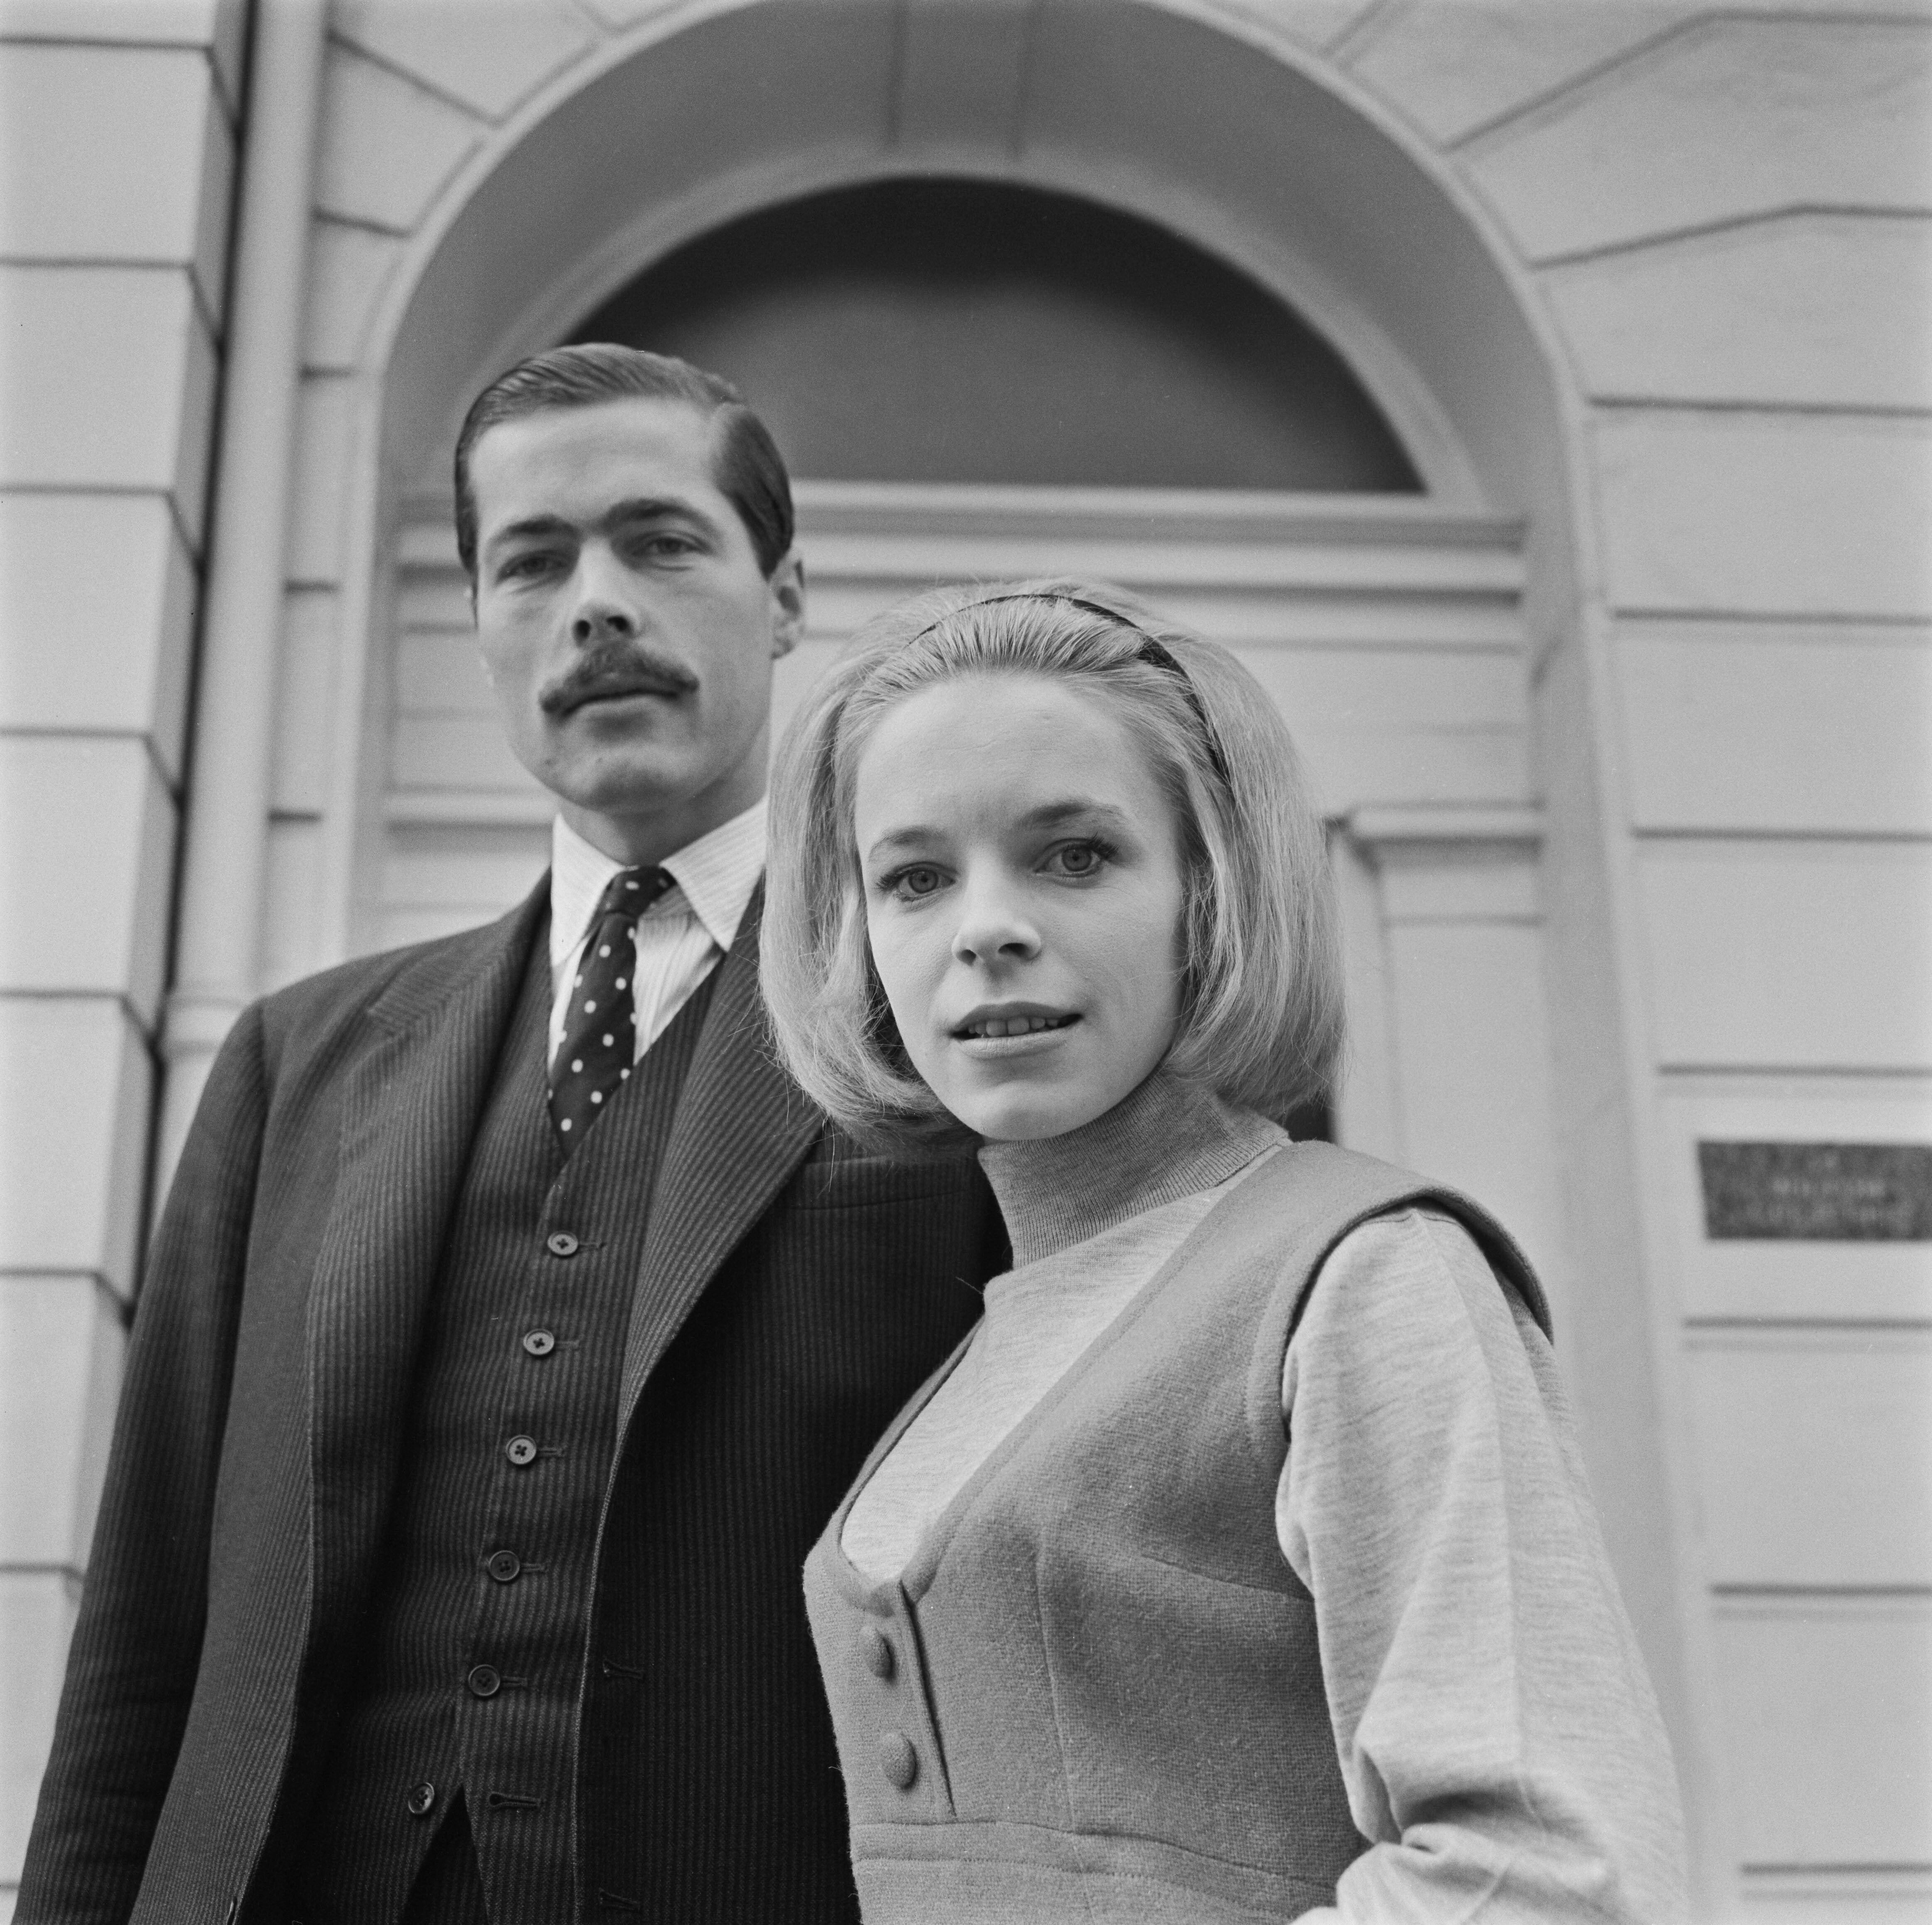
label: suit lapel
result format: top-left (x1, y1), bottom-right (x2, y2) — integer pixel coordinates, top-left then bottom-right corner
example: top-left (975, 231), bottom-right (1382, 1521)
top-left (615, 881), bottom-right (821, 1436)
top-left (305, 880), bottom-right (548, 1635)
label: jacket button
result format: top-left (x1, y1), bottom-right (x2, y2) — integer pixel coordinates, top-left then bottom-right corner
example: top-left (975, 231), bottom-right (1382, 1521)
top-left (546, 1231), bottom-right (580, 1258)
top-left (467, 1664), bottom-right (503, 1699)
top-left (858, 1623), bottom-right (895, 1680)
top-left (522, 1329), bottom-right (556, 1357)
top-left (504, 1435), bottom-right (538, 1467)
top-left (878, 1730), bottom-right (918, 1790)
top-left (485, 1549), bottom-right (521, 1583)
top-left (407, 1780), bottom-right (438, 1817)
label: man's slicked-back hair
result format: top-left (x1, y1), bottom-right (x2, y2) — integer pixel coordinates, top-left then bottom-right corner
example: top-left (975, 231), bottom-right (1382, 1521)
top-left (453, 343), bottom-right (794, 581)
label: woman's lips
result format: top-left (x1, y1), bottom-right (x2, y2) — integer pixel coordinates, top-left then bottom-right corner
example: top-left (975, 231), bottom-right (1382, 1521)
top-left (958, 1012), bottom-right (1075, 1039)
top-left (951, 1014), bottom-right (1082, 1059)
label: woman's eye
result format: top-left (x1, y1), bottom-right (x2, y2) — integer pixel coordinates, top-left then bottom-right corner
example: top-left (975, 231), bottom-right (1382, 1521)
top-left (1045, 839), bottom-right (1111, 878)
top-left (880, 864), bottom-right (945, 901)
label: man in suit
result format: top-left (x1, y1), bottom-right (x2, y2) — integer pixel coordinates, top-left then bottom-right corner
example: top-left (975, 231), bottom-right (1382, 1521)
top-left (20, 346), bottom-right (1004, 1925)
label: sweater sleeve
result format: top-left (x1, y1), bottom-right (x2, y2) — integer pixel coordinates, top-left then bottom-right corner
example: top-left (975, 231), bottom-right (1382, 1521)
top-left (1274, 1208), bottom-right (1689, 1924)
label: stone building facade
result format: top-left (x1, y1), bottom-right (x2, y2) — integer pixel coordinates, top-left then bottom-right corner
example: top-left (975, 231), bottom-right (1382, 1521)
top-left (1, 2), bottom-right (1927, 1918)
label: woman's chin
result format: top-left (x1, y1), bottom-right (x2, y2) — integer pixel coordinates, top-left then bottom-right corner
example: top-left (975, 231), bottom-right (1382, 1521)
top-left (946, 1080), bottom-right (1123, 1145)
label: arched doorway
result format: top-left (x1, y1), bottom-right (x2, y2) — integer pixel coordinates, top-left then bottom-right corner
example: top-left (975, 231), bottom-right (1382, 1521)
top-left (376, 172), bottom-right (1532, 1170)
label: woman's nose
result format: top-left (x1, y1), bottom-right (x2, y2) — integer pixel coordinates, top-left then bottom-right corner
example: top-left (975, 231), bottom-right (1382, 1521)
top-left (951, 875), bottom-right (1041, 965)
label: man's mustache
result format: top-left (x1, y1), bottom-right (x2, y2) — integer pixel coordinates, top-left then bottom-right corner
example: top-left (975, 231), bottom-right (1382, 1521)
top-left (539, 644), bottom-right (701, 717)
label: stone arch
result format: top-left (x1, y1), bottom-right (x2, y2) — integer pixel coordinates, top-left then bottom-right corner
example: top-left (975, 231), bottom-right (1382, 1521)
top-left (315, 0), bottom-right (1600, 926)
top-left (354, 0), bottom-right (1583, 517)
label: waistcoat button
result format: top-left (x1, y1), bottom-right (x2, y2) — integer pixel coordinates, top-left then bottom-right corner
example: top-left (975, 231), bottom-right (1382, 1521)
top-left (858, 1623), bottom-right (896, 1680)
top-left (504, 1435), bottom-right (538, 1467)
top-left (546, 1231), bottom-right (580, 1258)
top-left (467, 1664), bottom-right (502, 1699)
top-left (522, 1329), bottom-right (556, 1357)
top-left (485, 1549), bottom-right (521, 1583)
top-left (406, 1781), bottom-right (438, 1817)
top-left (878, 1730), bottom-right (918, 1790)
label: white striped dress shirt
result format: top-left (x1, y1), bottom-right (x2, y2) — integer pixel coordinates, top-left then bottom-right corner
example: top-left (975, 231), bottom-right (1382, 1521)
top-left (546, 802), bottom-right (765, 1067)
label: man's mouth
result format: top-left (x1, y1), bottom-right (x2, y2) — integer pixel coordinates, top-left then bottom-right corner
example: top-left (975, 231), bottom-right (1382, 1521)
top-left (542, 660), bottom-right (698, 717)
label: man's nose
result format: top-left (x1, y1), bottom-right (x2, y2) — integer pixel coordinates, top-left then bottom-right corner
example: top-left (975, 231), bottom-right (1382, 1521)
top-left (951, 872), bottom-right (1042, 966)
top-left (568, 547), bottom-right (642, 645)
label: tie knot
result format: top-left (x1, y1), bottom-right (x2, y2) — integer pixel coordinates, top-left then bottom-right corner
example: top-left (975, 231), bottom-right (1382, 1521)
top-left (596, 866), bottom-right (672, 924)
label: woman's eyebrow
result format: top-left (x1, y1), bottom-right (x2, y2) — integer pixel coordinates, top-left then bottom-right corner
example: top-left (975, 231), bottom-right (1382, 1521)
top-left (1013, 799), bottom-right (1131, 833)
top-left (864, 800), bottom-right (1131, 861)
top-left (863, 826), bottom-right (943, 862)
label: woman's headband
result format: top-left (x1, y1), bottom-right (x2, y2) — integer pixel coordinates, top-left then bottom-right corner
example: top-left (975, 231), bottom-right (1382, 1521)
top-left (907, 591), bottom-right (1232, 788)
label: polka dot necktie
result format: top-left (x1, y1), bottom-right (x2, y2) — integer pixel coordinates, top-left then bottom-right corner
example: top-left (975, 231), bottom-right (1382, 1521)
top-left (549, 865), bottom-right (674, 1154)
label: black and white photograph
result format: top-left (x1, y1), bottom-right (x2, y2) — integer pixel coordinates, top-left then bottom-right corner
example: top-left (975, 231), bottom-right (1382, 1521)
top-left (1, 1), bottom-right (1928, 1920)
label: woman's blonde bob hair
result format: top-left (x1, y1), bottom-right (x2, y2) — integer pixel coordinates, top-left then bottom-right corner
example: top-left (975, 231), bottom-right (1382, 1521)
top-left (760, 579), bottom-right (1344, 1153)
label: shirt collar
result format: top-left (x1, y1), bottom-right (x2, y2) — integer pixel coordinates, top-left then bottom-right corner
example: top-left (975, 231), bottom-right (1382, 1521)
top-left (548, 801), bottom-right (767, 967)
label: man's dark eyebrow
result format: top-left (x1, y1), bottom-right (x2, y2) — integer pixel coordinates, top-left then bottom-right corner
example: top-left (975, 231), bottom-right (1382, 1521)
top-left (482, 496), bottom-right (722, 562)
top-left (483, 511), bottom-right (575, 558)
top-left (598, 495), bottom-right (724, 540)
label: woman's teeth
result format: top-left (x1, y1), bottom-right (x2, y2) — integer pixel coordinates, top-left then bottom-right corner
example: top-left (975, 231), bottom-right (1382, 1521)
top-left (965, 1014), bottom-right (1074, 1038)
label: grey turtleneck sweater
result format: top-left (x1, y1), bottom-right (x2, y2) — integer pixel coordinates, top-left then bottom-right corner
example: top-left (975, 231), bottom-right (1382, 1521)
top-left (843, 1073), bottom-right (1285, 1580)
top-left (840, 1071), bottom-right (1688, 1925)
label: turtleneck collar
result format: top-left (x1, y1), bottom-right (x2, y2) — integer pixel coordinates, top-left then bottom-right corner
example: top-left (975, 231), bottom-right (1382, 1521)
top-left (977, 1071), bottom-right (1285, 1270)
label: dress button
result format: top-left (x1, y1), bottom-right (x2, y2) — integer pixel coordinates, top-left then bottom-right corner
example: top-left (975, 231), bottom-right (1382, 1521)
top-left (522, 1329), bottom-right (556, 1357)
top-left (504, 1435), bottom-right (538, 1467)
top-left (878, 1730), bottom-right (918, 1790)
top-left (546, 1231), bottom-right (580, 1258)
top-left (467, 1664), bottom-right (502, 1699)
top-left (858, 1623), bottom-right (896, 1680)
top-left (406, 1780), bottom-right (438, 1818)
top-left (485, 1549), bottom-right (522, 1583)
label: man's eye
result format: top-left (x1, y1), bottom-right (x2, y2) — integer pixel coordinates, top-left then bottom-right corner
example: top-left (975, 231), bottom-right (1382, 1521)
top-left (633, 533), bottom-right (698, 561)
top-left (499, 551), bottom-right (561, 580)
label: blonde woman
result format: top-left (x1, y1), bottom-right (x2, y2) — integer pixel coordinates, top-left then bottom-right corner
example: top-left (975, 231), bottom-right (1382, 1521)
top-left (760, 582), bottom-right (1687, 1923)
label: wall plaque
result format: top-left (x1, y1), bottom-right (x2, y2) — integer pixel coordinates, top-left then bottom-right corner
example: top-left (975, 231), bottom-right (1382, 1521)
top-left (1698, 1141), bottom-right (1932, 1241)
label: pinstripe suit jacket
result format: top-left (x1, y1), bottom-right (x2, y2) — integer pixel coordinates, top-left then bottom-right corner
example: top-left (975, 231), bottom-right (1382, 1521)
top-left (18, 877), bottom-right (1002, 1924)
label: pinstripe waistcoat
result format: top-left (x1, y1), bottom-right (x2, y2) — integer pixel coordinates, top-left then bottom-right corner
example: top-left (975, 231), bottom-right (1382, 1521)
top-left (290, 932), bottom-right (720, 1920)
top-left (19, 878), bottom-right (1004, 1925)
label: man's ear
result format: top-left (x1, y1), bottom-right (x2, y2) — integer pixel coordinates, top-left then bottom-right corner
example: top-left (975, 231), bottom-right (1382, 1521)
top-left (470, 580), bottom-right (494, 679)
top-left (769, 550), bottom-right (806, 659)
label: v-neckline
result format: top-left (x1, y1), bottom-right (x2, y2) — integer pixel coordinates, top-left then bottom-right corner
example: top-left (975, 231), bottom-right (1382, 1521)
top-left (822, 1140), bottom-right (1289, 1612)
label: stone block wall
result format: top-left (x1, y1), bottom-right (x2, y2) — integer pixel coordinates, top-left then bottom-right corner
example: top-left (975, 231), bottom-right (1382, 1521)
top-left (0, 2), bottom-right (244, 1913)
